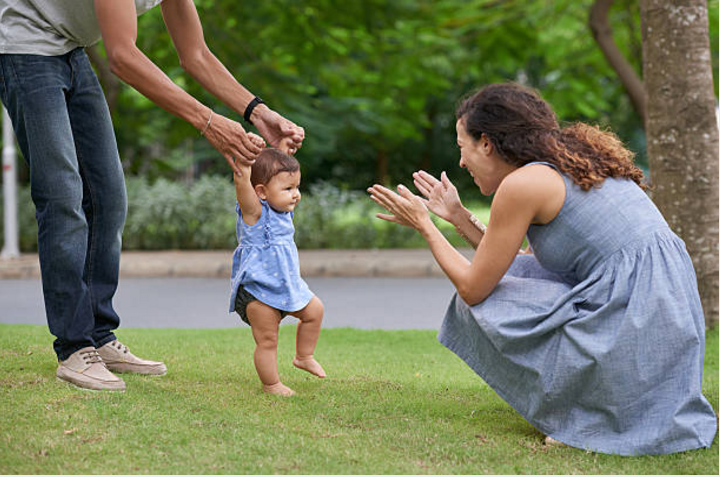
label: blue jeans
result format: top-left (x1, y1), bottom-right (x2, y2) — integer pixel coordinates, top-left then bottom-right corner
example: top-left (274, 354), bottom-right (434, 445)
top-left (0, 48), bottom-right (126, 361)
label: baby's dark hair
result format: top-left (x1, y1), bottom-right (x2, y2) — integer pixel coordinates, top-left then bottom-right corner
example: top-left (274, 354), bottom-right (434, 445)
top-left (250, 148), bottom-right (300, 186)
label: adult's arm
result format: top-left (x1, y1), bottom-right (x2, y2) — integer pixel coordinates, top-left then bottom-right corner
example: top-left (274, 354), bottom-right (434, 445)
top-left (94, 0), bottom-right (262, 172)
top-left (369, 166), bottom-right (563, 305)
top-left (159, 0), bottom-right (304, 153)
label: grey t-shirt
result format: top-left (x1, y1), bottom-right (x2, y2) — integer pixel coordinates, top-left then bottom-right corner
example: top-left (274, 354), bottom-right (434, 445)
top-left (0, 0), bottom-right (163, 55)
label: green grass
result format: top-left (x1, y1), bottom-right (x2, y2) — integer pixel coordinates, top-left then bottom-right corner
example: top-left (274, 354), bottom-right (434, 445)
top-left (0, 324), bottom-right (717, 474)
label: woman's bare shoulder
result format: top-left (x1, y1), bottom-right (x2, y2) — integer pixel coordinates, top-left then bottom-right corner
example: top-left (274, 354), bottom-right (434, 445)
top-left (494, 164), bottom-right (565, 224)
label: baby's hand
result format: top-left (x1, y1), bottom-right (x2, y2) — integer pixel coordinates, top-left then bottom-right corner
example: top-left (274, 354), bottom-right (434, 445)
top-left (277, 136), bottom-right (295, 155)
top-left (247, 132), bottom-right (266, 149)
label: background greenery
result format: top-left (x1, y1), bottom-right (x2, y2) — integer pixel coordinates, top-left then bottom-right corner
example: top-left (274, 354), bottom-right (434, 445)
top-left (0, 178), bottom-right (490, 251)
top-left (0, 0), bottom-right (718, 251)
top-left (0, 323), bottom-right (717, 474)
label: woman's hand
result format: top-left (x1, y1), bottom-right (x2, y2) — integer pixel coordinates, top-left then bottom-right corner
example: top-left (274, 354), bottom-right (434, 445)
top-left (252, 107), bottom-right (304, 155)
top-left (367, 183), bottom-right (434, 233)
top-left (413, 170), bottom-right (465, 224)
top-left (204, 114), bottom-right (265, 174)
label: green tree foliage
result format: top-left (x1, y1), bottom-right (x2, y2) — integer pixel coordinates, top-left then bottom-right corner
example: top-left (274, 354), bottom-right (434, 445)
top-left (83, 0), bottom-right (719, 195)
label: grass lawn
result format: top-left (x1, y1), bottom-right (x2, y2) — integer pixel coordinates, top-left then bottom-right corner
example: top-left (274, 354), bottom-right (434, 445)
top-left (0, 323), bottom-right (717, 474)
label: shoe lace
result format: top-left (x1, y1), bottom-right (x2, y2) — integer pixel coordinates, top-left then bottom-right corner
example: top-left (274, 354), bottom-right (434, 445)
top-left (80, 348), bottom-right (103, 365)
top-left (111, 340), bottom-right (129, 354)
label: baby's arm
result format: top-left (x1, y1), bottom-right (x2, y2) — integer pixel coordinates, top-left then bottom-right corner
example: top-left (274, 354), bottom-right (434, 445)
top-left (234, 133), bottom-right (265, 225)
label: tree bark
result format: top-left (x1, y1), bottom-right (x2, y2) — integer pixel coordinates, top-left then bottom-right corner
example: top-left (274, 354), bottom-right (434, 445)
top-left (375, 148), bottom-right (389, 185)
top-left (85, 45), bottom-right (120, 114)
top-left (589, 0), bottom-right (647, 124)
top-left (640, 0), bottom-right (719, 328)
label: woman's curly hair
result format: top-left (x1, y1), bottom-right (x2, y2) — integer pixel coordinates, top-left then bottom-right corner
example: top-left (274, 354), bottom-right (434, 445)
top-left (456, 83), bottom-right (645, 190)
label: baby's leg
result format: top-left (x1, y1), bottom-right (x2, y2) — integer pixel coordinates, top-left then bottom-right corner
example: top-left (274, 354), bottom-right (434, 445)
top-left (246, 301), bottom-right (295, 396)
top-left (289, 296), bottom-right (326, 378)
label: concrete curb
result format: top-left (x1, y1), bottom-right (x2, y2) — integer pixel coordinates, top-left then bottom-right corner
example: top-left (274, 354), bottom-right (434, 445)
top-left (0, 249), bottom-right (475, 279)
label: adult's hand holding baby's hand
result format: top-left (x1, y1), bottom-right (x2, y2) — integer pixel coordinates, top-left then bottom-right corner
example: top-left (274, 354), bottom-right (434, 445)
top-left (253, 108), bottom-right (304, 155)
top-left (246, 132), bottom-right (266, 149)
top-left (203, 114), bottom-right (264, 174)
top-left (277, 136), bottom-right (296, 155)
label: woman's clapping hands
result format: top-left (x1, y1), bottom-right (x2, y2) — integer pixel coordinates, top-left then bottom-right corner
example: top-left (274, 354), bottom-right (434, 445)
top-left (412, 170), bottom-right (465, 223)
top-left (367, 183), bottom-right (433, 232)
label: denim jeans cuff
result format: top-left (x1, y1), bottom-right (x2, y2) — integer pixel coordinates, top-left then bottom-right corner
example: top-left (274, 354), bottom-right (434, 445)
top-left (94, 334), bottom-right (117, 349)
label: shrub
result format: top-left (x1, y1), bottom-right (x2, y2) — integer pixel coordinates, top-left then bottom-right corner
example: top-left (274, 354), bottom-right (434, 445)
top-left (1, 177), bottom-right (488, 251)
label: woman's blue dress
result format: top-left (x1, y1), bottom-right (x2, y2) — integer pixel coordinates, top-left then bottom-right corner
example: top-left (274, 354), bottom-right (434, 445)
top-left (438, 162), bottom-right (717, 455)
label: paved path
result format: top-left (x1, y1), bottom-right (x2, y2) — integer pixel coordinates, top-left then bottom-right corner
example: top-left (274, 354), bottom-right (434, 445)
top-left (0, 276), bottom-right (457, 330)
top-left (0, 249), bottom-right (474, 279)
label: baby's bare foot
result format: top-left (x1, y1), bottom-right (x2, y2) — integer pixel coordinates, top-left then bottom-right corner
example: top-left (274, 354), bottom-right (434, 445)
top-left (263, 382), bottom-right (295, 397)
top-left (293, 355), bottom-right (326, 378)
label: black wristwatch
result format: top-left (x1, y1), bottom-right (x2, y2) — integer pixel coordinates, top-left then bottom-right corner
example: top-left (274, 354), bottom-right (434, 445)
top-left (243, 96), bottom-right (265, 125)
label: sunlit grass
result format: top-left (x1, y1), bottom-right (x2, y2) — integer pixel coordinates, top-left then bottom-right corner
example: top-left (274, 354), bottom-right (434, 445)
top-left (0, 324), bottom-right (716, 474)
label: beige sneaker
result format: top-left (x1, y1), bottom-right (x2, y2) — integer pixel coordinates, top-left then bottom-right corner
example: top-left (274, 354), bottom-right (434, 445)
top-left (56, 347), bottom-right (126, 392)
top-left (97, 340), bottom-right (167, 376)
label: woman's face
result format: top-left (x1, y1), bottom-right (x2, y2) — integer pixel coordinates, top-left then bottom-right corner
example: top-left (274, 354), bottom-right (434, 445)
top-left (456, 119), bottom-right (512, 195)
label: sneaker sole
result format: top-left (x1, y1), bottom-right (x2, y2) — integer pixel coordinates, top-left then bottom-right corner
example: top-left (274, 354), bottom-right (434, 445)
top-left (56, 376), bottom-right (126, 393)
top-left (105, 364), bottom-right (167, 376)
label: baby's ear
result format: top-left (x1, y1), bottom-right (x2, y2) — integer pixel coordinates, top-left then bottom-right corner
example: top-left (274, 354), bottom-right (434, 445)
top-left (254, 184), bottom-right (267, 200)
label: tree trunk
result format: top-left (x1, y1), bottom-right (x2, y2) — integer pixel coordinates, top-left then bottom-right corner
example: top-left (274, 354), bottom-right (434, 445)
top-left (589, 0), bottom-right (647, 124)
top-left (375, 149), bottom-right (389, 185)
top-left (640, 0), bottom-right (719, 328)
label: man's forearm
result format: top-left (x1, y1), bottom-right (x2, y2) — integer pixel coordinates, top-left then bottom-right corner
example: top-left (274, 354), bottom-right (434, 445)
top-left (181, 49), bottom-right (262, 121)
top-left (109, 44), bottom-right (210, 131)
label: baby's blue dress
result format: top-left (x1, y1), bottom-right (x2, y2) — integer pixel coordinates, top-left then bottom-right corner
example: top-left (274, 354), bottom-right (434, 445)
top-left (229, 200), bottom-right (313, 314)
top-left (439, 162), bottom-right (717, 456)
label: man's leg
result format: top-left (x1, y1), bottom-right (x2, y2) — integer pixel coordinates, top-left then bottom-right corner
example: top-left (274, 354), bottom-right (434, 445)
top-left (65, 49), bottom-right (126, 348)
top-left (0, 52), bottom-right (97, 361)
top-left (63, 49), bottom-right (166, 375)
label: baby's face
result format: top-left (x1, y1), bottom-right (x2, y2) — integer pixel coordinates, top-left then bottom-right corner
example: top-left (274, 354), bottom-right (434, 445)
top-left (262, 171), bottom-right (302, 212)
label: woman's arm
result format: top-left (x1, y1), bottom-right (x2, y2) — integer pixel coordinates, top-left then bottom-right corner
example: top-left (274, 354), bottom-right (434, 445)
top-left (369, 167), bottom-right (561, 305)
top-left (369, 183), bottom-right (528, 305)
top-left (94, 0), bottom-right (262, 172)
top-left (448, 206), bottom-right (486, 249)
top-left (434, 175), bottom-right (535, 304)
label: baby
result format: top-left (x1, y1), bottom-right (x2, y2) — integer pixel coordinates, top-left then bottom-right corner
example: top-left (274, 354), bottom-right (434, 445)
top-left (229, 136), bottom-right (326, 396)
